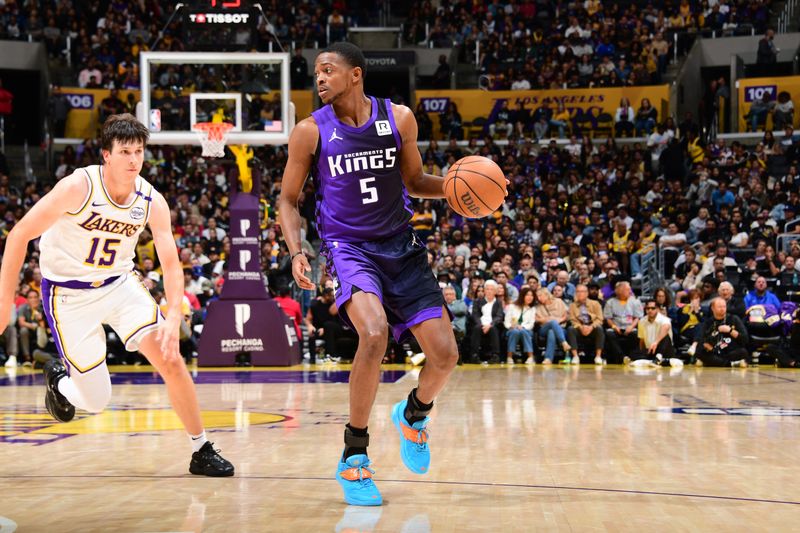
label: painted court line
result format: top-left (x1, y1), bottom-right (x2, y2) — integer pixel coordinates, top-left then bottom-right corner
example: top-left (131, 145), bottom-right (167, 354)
top-left (756, 372), bottom-right (798, 383)
top-left (4, 474), bottom-right (798, 506)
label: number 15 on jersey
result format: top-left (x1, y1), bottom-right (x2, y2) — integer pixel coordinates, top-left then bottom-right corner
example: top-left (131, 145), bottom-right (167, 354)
top-left (84, 237), bottom-right (120, 267)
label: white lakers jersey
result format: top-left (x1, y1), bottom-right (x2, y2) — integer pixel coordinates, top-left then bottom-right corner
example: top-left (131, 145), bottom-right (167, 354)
top-left (39, 165), bottom-right (154, 283)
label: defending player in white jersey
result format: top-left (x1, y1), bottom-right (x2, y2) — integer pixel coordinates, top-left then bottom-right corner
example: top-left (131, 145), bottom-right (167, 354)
top-left (0, 114), bottom-right (233, 476)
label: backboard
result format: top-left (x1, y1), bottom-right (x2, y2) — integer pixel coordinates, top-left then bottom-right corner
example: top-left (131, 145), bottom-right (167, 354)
top-left (137, 51), bottom-right (293, 146)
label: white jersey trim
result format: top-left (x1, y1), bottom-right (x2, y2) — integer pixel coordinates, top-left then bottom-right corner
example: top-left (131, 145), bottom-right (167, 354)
top-left (66, 168), bottom-right (94, 216)
top-left (98, 165), bottom-right (140, 209)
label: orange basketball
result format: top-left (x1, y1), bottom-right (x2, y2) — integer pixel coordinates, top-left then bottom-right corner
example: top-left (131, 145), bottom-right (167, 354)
top-left (444, 155), bottom-right (507, 218)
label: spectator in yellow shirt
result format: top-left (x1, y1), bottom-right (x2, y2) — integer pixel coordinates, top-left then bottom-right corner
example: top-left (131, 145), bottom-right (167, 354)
top-left (611, 219), bottom-right (634, 275)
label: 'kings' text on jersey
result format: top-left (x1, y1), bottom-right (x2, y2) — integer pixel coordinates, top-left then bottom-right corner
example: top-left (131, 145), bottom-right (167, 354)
top-left (312, 97), bottom-right (412, 243)
top-left (327, 148), bottom-right (397, 178)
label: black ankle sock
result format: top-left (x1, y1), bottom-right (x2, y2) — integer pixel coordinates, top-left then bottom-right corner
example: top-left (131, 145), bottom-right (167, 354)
top-left (343, 424), bottom-right (369, 459)
top-left (404, 388), bottom-right (433, 425)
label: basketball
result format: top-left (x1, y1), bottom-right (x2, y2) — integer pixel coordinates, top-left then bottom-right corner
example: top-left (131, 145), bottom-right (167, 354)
top-left (444, 155), bottom-right (507, 218)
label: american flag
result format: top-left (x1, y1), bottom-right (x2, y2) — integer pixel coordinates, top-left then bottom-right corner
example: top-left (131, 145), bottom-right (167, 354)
top-left (263, 120), bottom-right (282, 132)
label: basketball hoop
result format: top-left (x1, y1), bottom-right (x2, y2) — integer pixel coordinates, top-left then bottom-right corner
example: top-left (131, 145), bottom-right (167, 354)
top-left (192, 122), bottom-right (234, 158)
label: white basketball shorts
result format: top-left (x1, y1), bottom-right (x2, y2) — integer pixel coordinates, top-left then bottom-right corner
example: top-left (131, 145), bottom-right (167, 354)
top-left (41, 272), bottom-right (164, 374)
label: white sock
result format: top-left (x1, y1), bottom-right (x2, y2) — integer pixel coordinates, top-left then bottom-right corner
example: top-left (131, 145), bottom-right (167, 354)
top-left (57, 376), bottom-right (79, 403)
top-left (190, 431), bottom-right (207, 452)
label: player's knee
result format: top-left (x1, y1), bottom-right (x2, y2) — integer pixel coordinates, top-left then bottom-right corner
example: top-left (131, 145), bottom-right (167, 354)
top-left (159, 357), bottom-right (187, 380)
top-left (443, 349), bottom-right (459, 370)
top-left (359, 324), bottom-right (388, 355)
top-left (81, 386), bottom-right (112, 413)
top-left (429, 344), bottom-right (459, 372)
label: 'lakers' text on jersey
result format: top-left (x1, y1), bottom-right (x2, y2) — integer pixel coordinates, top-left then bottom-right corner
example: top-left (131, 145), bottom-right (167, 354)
top-left (312, 96), bottom-right (412, 243)
top-left (77, 211), bottom-right (143, 237)
top-left (39, 165), bottom-right (154, 282)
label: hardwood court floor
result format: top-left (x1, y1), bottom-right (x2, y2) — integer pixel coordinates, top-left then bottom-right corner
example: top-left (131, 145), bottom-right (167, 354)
top-left (1, 363), bottom-right (799, 532)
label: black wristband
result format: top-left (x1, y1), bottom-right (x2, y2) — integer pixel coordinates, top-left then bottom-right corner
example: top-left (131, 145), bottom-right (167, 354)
top-left (291, 251), bottom-right (304, 261)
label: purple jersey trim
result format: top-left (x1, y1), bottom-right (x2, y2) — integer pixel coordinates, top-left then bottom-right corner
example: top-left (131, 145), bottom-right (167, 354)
top-left (383, 98), bottom-right (414, 219)
top-left (391, 305), bottom-right (453, 343)
top-left (40, 279), bottom-right (72, 375)
top-left (384, 98), bottom-right (403, 150)
top-left (44, 275), bottom-right (121, 290)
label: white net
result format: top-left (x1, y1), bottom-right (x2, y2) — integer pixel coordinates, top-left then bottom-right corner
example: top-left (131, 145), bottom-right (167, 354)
top-left (192, 122), bottom-right (234, 158)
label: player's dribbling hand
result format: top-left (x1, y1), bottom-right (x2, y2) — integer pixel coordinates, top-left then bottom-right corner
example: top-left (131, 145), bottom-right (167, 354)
top-left (156, 314), bottom-right (182, 363)
top-left (292, 254), bottom-right (315, 290)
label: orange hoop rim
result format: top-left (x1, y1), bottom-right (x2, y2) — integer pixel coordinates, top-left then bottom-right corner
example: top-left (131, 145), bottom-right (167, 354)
top-left (192, 122), bottom-right (235, 141)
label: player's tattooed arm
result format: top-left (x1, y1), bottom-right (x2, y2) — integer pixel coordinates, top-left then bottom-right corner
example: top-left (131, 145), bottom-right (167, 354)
top-left (394, 104), bottom-right (445, 199)
top-left (0, 172), bottom-right (87, 333)
top-left (277, 117), bottom-right (317, 290)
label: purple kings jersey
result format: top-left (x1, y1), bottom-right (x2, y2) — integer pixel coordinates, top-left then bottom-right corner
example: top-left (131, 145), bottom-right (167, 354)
top-left (311, 96), bottom-right (413, 243)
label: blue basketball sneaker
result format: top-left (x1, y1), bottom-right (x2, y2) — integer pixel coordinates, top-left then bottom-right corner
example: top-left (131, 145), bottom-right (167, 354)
top-left (335, 453), bottom-right (383, 506)
top-left (391, 400), bottom-right (430, 474)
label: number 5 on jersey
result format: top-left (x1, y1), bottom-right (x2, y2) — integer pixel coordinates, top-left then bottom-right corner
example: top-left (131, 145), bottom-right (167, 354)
top-left (360, 177), bottom-right (378, 205)
top-left (85, 237), bottom-right (120, 267)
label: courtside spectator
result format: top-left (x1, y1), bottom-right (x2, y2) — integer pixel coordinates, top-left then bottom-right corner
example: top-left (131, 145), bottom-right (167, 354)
top-left (697, 298), bottom-right (750, 367)
top-left (566, 284), bottom-right (605, 365)
top-left (603, 281), bottom-right (643, 363)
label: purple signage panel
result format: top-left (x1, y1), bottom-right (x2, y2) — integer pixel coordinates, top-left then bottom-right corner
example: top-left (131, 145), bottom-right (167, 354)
top-left (198, 168), bottom-right (299, 366)
top-left (197, 299), bottom-right (301, 366)
top-left (221, 192), bottom-right (268, 301)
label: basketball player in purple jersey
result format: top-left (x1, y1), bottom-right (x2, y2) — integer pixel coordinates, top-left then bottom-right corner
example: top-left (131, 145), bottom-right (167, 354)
top-left (278, 42), bottom-right (460, 506)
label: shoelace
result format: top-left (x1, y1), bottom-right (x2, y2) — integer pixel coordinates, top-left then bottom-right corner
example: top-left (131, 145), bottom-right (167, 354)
top-left (341, 462), bottom-right (376, 484)
top-left (355, 464), bottom-right (375, 483)
top-left (414, 427), bottom-right (430, 450)
top-left (201, 445), bottom-right (224, 459)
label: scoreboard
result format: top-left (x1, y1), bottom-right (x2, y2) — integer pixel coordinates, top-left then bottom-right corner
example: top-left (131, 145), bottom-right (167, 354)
top-left (183, 0), bottom-right (258, 51)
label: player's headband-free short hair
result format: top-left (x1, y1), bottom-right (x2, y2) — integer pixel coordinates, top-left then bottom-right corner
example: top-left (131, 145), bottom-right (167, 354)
top-left (322, 41), bottom-right (366, 77)
top-left (101, 113), bottom-right (149, 152)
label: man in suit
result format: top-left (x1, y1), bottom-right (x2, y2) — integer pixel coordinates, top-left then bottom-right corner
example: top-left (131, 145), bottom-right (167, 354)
top-left (756, 29), bottom-right (778, 66)
top-left (469, 280), bottom-right (504, 364)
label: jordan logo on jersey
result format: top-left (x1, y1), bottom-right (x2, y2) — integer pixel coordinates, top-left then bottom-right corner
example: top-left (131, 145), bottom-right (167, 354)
top-left (328, 128), bottom-right (343, 143)
top-left (327, 148), bottom-right (397, 178)
top-left (78, 211), bottom-right (142, 237)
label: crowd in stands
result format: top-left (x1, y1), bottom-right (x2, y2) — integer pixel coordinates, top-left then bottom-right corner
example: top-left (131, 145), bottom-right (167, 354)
top-left (2, 96), bottom-right (800, 367)
top-left (1, 0), bottom-right (778, 94)
top-left (405, 0), bottom-right (773, 90)
top-left (3, 1), bottom-right (800, 370)
top-left (0, 0), bottom-right (362, 89)
top-left (401, 103), bottom-right (800, 367)
top-left (416, 96), bottom-right (684, 142)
